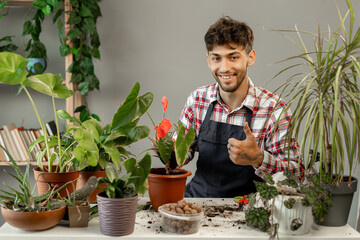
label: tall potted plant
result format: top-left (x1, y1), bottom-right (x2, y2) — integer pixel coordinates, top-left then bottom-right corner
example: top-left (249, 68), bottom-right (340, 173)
top-left (58, 82), bottom-right (153, 202)
top-left (270, 0), bottom-right (360, 226)
top-left (146, 96), bottom-right (196, 210)
top-left (0, 52), bottom-right (79, 197)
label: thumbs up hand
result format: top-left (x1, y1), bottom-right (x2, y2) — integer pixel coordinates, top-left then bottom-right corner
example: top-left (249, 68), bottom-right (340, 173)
top-left (227, 122), bottom-right (264, 168)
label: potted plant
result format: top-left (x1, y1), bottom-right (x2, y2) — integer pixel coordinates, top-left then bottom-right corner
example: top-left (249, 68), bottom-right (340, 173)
top-left (244, 171), bottom-right (332, 238)
top-left (146, 96), bottom-right (196, 210)
top-left (97, 154), bottom-right (151, 236)
top-left (63, 176), bottom-right (97, 227)
top-left (0, 52), bottom-right (79, 197)
top-left (0, 146), bottom-right (69, 231)
top-left (270, 0), bottom-right (360, 226)
top-left (57, 82), bottom-right (153, 202)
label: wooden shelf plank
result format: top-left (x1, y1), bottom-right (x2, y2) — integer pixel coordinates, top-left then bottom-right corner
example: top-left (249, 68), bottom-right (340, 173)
top-left (5, 0), bottom-right (33, 7)
top-left (0, 161), bottom-right (47, 166)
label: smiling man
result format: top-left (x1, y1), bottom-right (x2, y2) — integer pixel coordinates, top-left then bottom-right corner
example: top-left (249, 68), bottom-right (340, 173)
top-left (179, 16), bottom-right (304, 198)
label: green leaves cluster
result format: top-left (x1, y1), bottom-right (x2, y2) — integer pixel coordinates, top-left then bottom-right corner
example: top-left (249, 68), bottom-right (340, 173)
top-left (22, 0), bottom-right (63, 59)
top-left (245, 171), bottom-right (332, 235)
top-left (271, 0), bottom-right (360, 185)
top-left (0, 145), bottom-right (68, 212)
top-left (245, 207), bottom-right (271, 232)
top-left (0, 52), bottom-right (75, 172)
top-left (98, 153), bottom-right (151, 198)
top-left (59, 82), bottom-right (153, 171)
top-left (58, 0), bottom-right (102, 96)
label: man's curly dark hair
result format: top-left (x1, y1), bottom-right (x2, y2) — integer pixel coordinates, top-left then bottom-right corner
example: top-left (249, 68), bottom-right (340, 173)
top-left (204, 16), bottom-right (254, 54)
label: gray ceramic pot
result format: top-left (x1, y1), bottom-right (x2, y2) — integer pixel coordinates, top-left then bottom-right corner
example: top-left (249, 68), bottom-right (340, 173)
top-left (97, 192), bottom-right (138, 236)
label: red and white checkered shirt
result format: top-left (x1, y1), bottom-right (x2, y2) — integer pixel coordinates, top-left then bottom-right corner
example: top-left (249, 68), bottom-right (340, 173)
top-left (179, 79), bottom-right (304, 178)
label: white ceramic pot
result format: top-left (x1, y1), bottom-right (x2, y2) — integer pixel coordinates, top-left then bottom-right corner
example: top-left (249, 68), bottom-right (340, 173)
top-left (273, 195), bottom-right (313, 235)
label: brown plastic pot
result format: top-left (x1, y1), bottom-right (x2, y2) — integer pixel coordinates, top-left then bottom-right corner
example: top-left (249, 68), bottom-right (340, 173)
top-left (33, 166), bottom-right (79, 197)
top-left (148, 168), bottom-right (192, 210)
top-left (1, 205), bottom-right (66, 231)
top-left (76, 170), bottom-right (106, 202)
top-left (67, 201), bottom-right (90, 228)
top-left (97, 192), bottom-right (138, 236)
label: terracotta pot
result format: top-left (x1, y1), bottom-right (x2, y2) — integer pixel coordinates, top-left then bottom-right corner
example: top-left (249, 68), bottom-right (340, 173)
top-left (76, 170), bottom-right (106, 202)
top-left (148, 168), bottom-right (192, 210)
top-left (97, 192), bottom-right (138, 236)
top-left (33, 166), bottom-right (79, 197)
top-left (67, 201), bottom-right (90, 228)
top-left (1, 205), bottom-right (66, 230)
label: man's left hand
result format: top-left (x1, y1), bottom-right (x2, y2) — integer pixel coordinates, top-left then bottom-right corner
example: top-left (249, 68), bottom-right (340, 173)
top-left (227, 122), bottom-right (264, 168)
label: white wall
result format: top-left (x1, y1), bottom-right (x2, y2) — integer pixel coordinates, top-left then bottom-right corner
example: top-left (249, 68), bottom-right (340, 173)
top-left (0, 0), bottom-right (359, 228)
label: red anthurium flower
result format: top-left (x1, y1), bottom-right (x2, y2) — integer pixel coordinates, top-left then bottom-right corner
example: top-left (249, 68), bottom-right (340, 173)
top-left (238, 196), bottom-right (249, 205)
top-left (162, 96), bottom-right (168, 113)
top-left (156, 118), bottom-right (172, 139)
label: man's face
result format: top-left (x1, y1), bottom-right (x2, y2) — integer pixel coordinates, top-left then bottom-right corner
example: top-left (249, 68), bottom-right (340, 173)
top-left (206, 44), bottom-right (255, 93)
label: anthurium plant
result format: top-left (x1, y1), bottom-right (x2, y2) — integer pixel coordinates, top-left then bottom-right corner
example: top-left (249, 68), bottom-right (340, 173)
top-left (58, 82), bottom-right (153, 171)
top-left (147, 96), bottom-right (195, 172)
top-left (0, 52), bottom-right (74, 172)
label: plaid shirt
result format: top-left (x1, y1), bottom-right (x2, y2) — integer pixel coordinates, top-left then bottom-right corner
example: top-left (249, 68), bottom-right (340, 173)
top-left (179, 79), bottom-right (304, 178)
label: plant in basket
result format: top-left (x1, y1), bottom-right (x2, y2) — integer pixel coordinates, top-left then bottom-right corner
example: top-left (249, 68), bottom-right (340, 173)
top-left (146, 96), bottom-right (196, 210)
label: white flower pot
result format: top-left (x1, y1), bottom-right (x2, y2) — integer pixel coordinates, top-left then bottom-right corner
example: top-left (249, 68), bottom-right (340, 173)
top-left (273, 195), bottom-right (313, 235)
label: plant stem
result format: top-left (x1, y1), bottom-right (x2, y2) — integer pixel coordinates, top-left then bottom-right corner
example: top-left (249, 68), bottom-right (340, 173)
top-left (146, 111), bottom-right (156, 127)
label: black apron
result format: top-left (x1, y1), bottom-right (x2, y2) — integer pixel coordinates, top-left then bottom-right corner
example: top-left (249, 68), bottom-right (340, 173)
top-left (185, 102), bottom-right (263, 197)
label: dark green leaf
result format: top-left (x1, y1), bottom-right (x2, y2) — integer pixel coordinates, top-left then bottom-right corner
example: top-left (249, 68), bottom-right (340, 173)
top-left (175, 123), bottom-right (195, 166)
top-left (82, 18), bottom-right (95, 34)
top-left (0, 44), bottom-right (18, 52)
top-left (255, 182), bottom-right (277, 200)
top-left (79, 6), bottom-right (93, 17)
top-left (92, 48), bottom-right (100, 59)
top-left (91, 32), bottom-right (100, 48)
top-left (158, 136), bottom-right (173, 165)
top-left (22, 21), bottom-right (32, 35)
top-left (85, 74), bottom-right (99, 90)
top-left (70, 0), bottom-right (78, 8)
top-left (59, 42), bottom-right (70, 56)
top-left (78, 81), bottom-right (90, 95)
top-left (67, 12), bottom-right (81, 25)
top-left (111, 82), bottom-right (154, 130)
top-left (67, 28), bottom-right (81, 39)
top-left (70, 73), bottom-right (83, 83)
top-left (80, 57), bottom-right (94, 74)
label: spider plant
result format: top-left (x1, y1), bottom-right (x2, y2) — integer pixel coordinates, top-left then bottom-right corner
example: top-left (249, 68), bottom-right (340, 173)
top-left (270, 0), bottom-right (360, 185)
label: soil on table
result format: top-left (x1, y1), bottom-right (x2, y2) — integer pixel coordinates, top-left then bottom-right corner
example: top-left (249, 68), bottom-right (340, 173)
top-left (136, 198), bottom-right (247, 234)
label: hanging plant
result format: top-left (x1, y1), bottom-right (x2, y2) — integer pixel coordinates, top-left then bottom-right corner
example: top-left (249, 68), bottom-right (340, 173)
top-left (57, 0), bottom-right (102, 96)
top-left (0, 1), bottom-right (18, 53)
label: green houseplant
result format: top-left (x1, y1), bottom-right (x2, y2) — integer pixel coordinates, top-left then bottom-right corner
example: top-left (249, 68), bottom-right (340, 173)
top-left (0, 146), bottom-right (69, 231)
top-left (270, 0), bottom-right (360, 226)
top-left (96, 151), bottom-right (151, 236)
top-left (146, 96), bottom-right (196, 210)
top-left (57, 82), bottom-right (153, 202)
top-left (244, 171), bottom-right (332, 238)
top-left (0, 52), bottom-right (78, 197)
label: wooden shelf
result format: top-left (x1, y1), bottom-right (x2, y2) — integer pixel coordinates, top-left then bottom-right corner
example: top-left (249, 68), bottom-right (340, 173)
top-left (5, 0), bottom-right (33, 7)
top-left (0, 161), bottom-right (47, 166)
